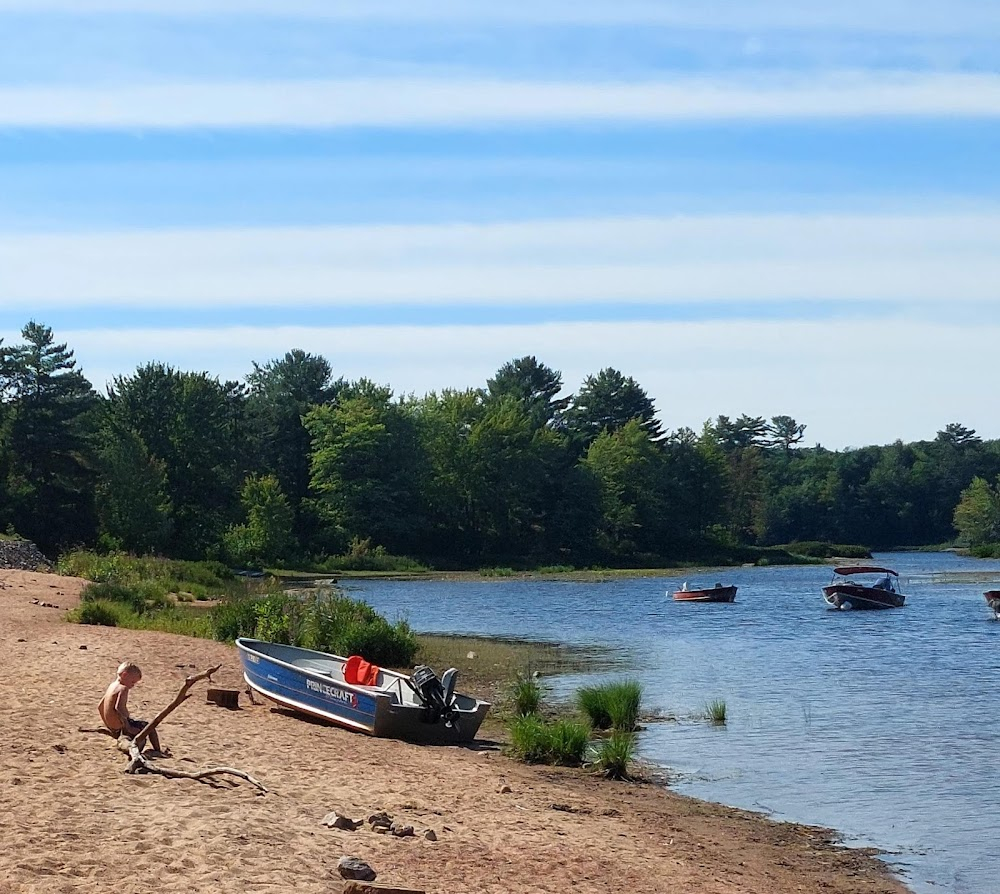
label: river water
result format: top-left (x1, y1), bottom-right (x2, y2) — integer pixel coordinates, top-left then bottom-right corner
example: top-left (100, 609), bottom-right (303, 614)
top-left (342, 552), bottom-right (1000, 894)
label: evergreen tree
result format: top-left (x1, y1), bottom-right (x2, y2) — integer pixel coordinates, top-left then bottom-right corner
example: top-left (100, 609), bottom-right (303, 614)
top-left (566, 368), bottom-right (663, 446)
top-left (0, 322), bottom-right (98, 551)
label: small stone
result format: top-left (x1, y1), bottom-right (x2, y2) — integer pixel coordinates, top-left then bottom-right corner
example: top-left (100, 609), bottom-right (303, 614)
top-left (367, 811), bottom-right (393, 830)
top-left (337, 856), bottom-right (377, 882)
top-left (16, 638), bottom-right (26, 643)
top-left (466, 651), bottom-right (477, 659)
top-left (497, 784), bottom-right (512, 794)
top-left (79, 645), bottom-right (87, 650)
top-left (422, 829), bottom-right (437, 841)
top-left (389, 822), bottom-right (414, 838)
top-left (320, 811), bottom-right (361, 831)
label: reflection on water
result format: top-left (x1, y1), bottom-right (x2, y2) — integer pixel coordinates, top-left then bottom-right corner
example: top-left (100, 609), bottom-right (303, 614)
top-left (344, 552), bottom-right (1000, 894)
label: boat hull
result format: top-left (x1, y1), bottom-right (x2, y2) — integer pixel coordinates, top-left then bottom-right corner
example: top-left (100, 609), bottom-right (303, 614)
top-left (672, 585), bottom-right (737, 603)
top-left (822, 584), bottom-right (904, 610)
top-left (985, 591), bottom-right (1000, 615)
top-left (236, 638), bottom-right (490, 744)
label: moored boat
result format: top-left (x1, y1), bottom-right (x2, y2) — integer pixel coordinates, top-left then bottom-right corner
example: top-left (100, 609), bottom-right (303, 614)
top-left (236, 638), bottom-right (490, 744)
top-left (822, 566), bottom-right (905, 610)
top-left (672, 583), bottom-right (737, 603)
top-left (985, 590), bottom-right (1000, 618)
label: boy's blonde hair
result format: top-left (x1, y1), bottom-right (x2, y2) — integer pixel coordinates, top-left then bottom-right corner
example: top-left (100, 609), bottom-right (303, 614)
top-left (117, 661), bottom-right (141, 677)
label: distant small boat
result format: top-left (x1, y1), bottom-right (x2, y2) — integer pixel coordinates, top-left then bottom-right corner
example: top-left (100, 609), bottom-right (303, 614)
top-left (236, 638), bottom-right (490, 744)
top-left (671, 583), bottom-right (737, 603)
top-left (985, 590), bottom-right (1000, 618)
top-left (822, 566), bottom-right (905, 610)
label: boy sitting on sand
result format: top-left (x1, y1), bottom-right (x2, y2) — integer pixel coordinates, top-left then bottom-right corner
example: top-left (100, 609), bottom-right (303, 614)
top-left (98, 661), bottom-right (166, 754)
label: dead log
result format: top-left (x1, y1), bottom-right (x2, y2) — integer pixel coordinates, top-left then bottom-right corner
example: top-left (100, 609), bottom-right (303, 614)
top-left (116, 664), bottom-right (267, 794)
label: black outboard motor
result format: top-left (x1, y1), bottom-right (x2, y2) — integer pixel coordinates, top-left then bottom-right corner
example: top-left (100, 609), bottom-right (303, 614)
top-left (408, 664), bottom-right (461, 729)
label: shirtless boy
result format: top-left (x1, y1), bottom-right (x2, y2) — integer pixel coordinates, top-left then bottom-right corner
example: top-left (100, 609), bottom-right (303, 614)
top-left (98, 661), bottom-right (165, 753)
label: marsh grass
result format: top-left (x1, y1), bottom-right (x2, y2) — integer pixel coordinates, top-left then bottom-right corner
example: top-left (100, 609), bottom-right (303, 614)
top-left (576, 679), bottom-right (643, 731)
top-left (705, 698), bottom-right (727, 725)
top-left (507, 715), bottom-right (590, 766)
top-left (589, 730), bottom-right (637, 780)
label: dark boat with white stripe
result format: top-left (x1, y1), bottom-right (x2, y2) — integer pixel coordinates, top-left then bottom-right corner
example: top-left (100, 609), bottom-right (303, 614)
top-left (822, 566), bottom-right (905, 610)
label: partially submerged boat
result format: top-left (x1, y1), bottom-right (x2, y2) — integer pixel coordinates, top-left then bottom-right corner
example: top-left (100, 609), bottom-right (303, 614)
top-left (985, 590), bottom-right (1000, 618)
top-left (822, 566), bottom-right (905, 610)
top-left (236, 638), bottom-right (490, 744)
top-left (672, 583), bottom-right (737, 603)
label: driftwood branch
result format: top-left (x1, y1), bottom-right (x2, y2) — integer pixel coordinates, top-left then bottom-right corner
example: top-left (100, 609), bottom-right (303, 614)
top-left (123, 739), bottom-right (267, 792)
top-left (132, 663), bottom-right (222, 750)
top-left (114, 663), bottom-right (267, 794)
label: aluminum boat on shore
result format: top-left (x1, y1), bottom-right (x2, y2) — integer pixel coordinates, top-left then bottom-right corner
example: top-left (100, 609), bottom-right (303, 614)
top-left (236, 638), bottom-right (490, 744)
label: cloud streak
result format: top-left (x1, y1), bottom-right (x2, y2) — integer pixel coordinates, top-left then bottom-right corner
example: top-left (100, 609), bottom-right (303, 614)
top-left (3, 73), bottom-right (1000, 129)
top-left (1, 1), bottom-right (998, 35)
top-left (3, 214), bottom-right (998, 307)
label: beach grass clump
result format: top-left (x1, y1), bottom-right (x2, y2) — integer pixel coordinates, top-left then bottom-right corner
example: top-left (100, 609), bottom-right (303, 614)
top-left (589, 730), bottom-right (638, 780)
top-left (576, 679), bottom-right (643, 731)
top-left (705, 698), bottom-right (727, 725)
top-left (507, 669), bottom-right (543, 716)
top-left (507, 715), bottom-right (590, 766)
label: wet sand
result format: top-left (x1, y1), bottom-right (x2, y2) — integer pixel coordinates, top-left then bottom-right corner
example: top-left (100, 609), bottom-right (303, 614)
top-left (0, 569), bottom-right (911, 894)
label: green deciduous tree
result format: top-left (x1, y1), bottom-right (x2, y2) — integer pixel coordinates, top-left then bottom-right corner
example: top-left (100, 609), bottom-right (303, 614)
top-left (953, 476), bottom-right (1000, 546)
top-left (95, 425), bottom-right (172, 554)
top-left (223, 474), bottom-right (295, 567)
top-left (305, 381), bottom-right (423, 556)
top-left (105, 363), bottom-right (247, 557)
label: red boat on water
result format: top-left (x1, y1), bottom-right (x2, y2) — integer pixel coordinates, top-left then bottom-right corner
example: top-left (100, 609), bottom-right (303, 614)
top-left (822, 566), bottom-right (905, 610)
top-left (985, 590), bottom-right (1000, 617)
top-left (672, 583), bottom-right (737, 603)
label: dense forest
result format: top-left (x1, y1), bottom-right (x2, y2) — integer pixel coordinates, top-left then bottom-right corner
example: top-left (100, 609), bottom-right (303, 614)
top-left (2, 320), bottom-right (999, 568)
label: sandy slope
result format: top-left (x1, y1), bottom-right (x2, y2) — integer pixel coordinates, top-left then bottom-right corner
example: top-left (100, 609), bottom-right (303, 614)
top-left (0, 569), bottom-right (911, 894)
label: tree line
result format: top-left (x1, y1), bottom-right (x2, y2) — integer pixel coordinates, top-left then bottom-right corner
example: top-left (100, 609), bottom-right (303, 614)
top-left (2, 320), bottom-right (997, 567)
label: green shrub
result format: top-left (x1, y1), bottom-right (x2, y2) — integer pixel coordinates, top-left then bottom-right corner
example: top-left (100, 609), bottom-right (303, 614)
top-left (577, 679), bottom-right (643, 731)
top-left (210, 588), bottom-right (418, 667)
top-left (590, 730), bottom-right (637, 780)
top-left (73, 599), bottom-right (133, 627)
top-left (317, 539), bottom-right (428, 573)
top-left (705, 698), bottom-right (727, 725)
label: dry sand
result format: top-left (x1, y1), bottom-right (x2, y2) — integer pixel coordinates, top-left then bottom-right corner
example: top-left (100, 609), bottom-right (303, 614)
top-left (0, 569), bottom-right (911, 894)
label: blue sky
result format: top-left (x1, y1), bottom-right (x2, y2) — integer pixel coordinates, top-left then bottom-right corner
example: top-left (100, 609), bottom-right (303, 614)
top-left (2, 2), bottom-right (1000, 448)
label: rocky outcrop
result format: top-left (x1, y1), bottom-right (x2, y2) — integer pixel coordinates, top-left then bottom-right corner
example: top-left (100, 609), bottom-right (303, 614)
top-left (0, 538), bottom-right (52, 571)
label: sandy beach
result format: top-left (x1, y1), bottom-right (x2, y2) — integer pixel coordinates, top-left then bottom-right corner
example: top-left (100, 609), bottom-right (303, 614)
top-left (0, 569), bottom-right (911, 894)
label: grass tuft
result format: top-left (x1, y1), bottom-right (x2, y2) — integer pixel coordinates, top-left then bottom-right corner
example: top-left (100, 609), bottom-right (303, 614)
top-left (507, 669), bottom-right (543, 717)
top-left (576, 679), bottom-right (643, 731)
top-left (705, 698), bottom-right (727, 725)
top-left (507, 715), bottom-right (590, 766)
top-left (589, 730), bottom-right (637, 780)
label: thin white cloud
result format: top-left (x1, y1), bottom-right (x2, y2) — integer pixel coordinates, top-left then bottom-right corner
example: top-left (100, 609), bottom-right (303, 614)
top-left (55, 318), bottom-right (1000, 450)
top-left (3, 214), bottom-right (999, 306)
top-left (0, 1), bottom-right (997, 35)
top-left (2, 73), bottom-right (1000, 129)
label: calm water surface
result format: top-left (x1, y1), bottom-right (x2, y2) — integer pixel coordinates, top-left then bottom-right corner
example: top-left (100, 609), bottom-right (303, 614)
top-left (343, 552), bottom-right (1000, 894)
